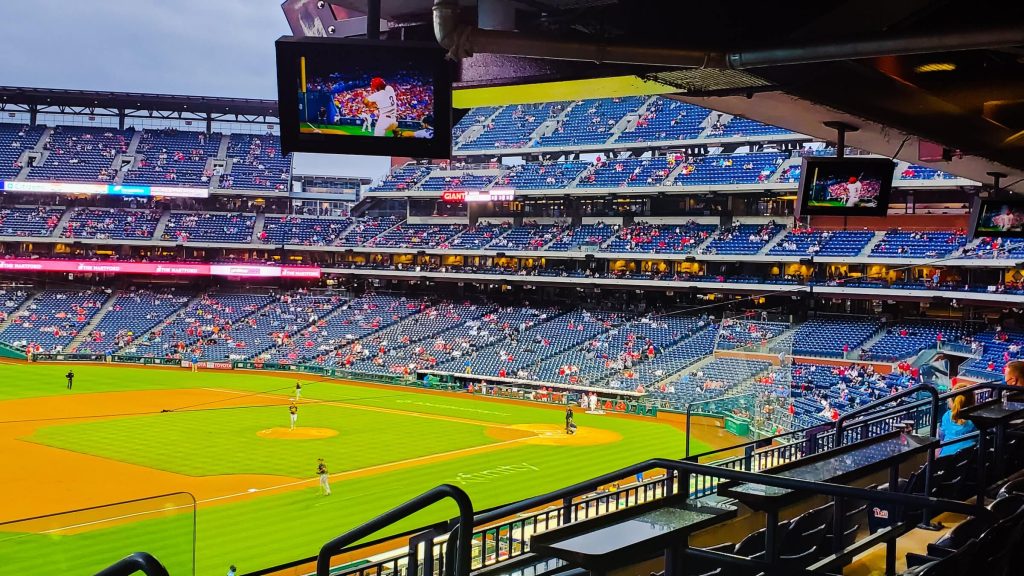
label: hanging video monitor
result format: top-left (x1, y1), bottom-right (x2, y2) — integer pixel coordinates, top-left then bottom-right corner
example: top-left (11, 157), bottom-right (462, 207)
top-left (276, 36), bottom-right (453, 158)
top-left (796, 157), bottom-right (896, 217)
top-left (969, 196), bottom-right (1024, 239)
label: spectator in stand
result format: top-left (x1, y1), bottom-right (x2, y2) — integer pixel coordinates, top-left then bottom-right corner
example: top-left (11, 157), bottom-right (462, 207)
top-left (938, 383), bottom-right (976, 456)
top-left (1006, 360), bottom-right (1024, 388)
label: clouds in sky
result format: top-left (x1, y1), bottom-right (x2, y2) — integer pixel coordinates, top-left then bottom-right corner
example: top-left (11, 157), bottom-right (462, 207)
top-left (0, 0), bottom-right (290, 98)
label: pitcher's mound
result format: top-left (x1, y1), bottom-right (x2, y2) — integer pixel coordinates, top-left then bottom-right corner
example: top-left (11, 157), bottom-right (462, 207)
top-left (505, 423), bottom-right (621, 446)
top-left (257, 427), bottom-right (338, 439)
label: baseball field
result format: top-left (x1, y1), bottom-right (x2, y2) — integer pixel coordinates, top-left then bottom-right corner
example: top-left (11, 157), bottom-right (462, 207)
top-left (0, 362), bottom-right (732, 575)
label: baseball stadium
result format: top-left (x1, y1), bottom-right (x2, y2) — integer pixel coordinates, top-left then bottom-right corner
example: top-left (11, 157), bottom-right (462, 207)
top-left (3, 2), bottom-right (1024, 576)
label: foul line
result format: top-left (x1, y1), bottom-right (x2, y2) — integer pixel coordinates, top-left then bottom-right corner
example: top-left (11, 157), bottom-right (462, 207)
top-left (7, 387), bottom-right (546, 534)
top-left (17, 433), bottom-right (538, 535)
top-left (201, 387), bottom-right (512, 429)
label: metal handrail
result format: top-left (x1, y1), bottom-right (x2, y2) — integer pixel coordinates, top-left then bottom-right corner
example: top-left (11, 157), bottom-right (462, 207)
top-left (474, 457), bottom-right (992, 527)
top-left (316, 484), bottom-right (473, 576)
top-left (835, 384), bottom-right (940, 447)
top-left (94, 553), bottom-right (170, 576)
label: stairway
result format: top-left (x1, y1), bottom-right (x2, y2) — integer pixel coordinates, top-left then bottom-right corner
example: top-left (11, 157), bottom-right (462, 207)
top-left (51, 208), bottom-right (78, 239)
top-left (67, 291), bottom-right (121, 353)
top-left (768, 157), bottom-right (801, 183)
top-left (152, 210), bottom-right (173, 241)
top-left (859, 231), bottom-right (888, 256)
top-left (696, 112), bottom-right (733, 139)
top-left (757, 227), bottom-right (791, 255)
top-left (115, 291), bottom-right (206, 354)
top-left (857, 327), bottom-right (889, 358)
top-left (32, 127), bottom-right (53, 152)
top-left (251, 213), bottom-right (266, 243)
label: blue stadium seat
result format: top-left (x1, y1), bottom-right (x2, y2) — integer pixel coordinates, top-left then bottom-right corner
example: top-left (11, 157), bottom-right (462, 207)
top-left (222, 133), bottom-right (290, 191)
top-left (124, 129), bottom-right (221, 186)
top-left (27, 126), bottom-right (133, 183)
top-left (162, 212), bottom-right (256, 243)
top-left (0, 207), bottom-right (63, 237)
top-left (61, 208), bottom-right (161, 240)
top-left (0, 124), bottom-right (45, 180)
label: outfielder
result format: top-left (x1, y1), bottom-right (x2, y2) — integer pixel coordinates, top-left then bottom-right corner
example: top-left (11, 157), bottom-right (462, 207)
top-left (318, 458), bottom-right (331, 496)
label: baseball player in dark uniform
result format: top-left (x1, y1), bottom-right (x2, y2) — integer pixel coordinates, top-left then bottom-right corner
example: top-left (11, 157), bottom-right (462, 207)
top-left (289, 402), bottom-right (298, 430)
top-left (317, 458), bottom-right (331, 495)
top-left (66, 370), bottom-right (75, 390)
top-left (565, 405), bottom-right (575, 434)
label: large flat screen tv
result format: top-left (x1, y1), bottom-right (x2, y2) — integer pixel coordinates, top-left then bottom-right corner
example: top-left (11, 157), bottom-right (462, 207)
top-left (275, 36), bottom-right (453, 158)
top-left (797, 157), bottom-right (896, 217)
top-left (969, 197), bottom-right (1024, 239)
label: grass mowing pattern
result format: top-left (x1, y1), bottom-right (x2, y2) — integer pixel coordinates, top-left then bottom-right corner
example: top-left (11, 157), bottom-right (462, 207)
top-left (0, 363), bottom-right (716, 575)
top-left (28, 404), bottom-right (499, 477)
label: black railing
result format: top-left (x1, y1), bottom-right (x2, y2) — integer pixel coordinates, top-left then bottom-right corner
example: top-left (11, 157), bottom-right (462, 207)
top-left (94, 553), bottom-right (170, 576)
top-left (835, 384), bottom-right (941, 447)
top-left (466, 472), bottom-right (673, 568)
top-left (455, 457), bottom-right (994, 576)
top-left (317, 484), bottom-right (474, 576)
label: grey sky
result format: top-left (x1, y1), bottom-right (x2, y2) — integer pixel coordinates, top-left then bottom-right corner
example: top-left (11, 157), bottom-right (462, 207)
top-left (0, 2), bottom-right (393, 180)
top-left (0, 0), bottom-right (290, 99)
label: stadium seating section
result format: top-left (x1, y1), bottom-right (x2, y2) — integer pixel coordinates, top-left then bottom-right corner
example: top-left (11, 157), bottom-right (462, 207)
top-left (261, 216), bottom-right (352, 246)
top-left (365, 223), bottom-right (466, 249)
top-left (124, 129), bottom-right (221, 186)
top-left (1, 290), bottom-right (109, 352)
top-left (458, 102), bottom-right (567, 150)
top-left (791, 318), bottom-right (882, 358)
top-left (498, 161), bottom-right (590, 190)
top-left (77, 289), bottom-right (192, 354)
top-left (223, 134), bottom-right (289, 191)
top-left (702, 223), bottom-right (785, 255)
top-left (28, 126), bottom-right (133, 182)
top-left (163, 212), bottom-right (256, 243)
top-left (62, 208), bottom-right (161, 240)
top-left (534, 97), bottom-right (646, 148)
top-left (370, 165), bottom-right (433, 192)
top-left (0, 207), bottom-right (63, 237)
top-left (615, 98), bottom-right (709, 144)
top-left (0, 124), bottom-right (45, 180)
top-left (864, 321), bottom-right (971, 362)
top-left (449, 223), bottom-right (512, 249)
top-left (711, 116), bottom-right (794, 138)
top-left (604, 223), bottom-right (715, 254)
top-left (871, 230), bottom-right (968, 258)
top-left (769, 229), bottom-right (876, 257)
top-left (336, 217), bottom-right (402, 247)
top-left (418, 173), bottom-right (495, 191)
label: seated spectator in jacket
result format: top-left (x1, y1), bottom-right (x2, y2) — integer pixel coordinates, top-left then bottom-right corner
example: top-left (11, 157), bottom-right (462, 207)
top-left (939, 384), bottom-right (976, 457)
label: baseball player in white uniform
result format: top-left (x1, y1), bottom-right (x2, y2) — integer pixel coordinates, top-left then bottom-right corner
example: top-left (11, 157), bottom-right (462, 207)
top-left (845, 176), bottom-right (863, 207)
top-left (365, 77), bottom-right (398, 136)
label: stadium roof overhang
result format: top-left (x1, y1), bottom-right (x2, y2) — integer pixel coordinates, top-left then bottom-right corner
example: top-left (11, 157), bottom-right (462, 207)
top-left (323, 0), bottom-right (1024, 191)
top-left (0, 86), bottom-right (278, 118)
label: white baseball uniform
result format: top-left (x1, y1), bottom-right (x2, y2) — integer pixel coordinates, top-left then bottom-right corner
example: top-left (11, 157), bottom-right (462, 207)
top-left (367, 86), bottom-right (398, 136)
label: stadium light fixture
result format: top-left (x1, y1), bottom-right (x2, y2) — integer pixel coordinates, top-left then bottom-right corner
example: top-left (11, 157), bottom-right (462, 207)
top-left (914, 62), bottom-right (957, 73)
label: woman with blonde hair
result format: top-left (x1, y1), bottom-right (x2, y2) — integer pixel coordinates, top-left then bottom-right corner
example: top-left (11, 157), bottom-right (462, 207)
top-left (939, 384), bottom-right (977, 457)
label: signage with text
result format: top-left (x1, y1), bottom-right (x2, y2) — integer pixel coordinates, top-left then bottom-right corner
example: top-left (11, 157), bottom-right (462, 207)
top-left (0, 181), bottom-right (209, 198)
top-left (0, 259), bottom-right (320, 279)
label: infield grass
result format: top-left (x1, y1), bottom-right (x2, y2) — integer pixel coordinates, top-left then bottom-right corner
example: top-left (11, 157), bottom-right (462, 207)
top-left (0, 363), bottom-right (716, 575)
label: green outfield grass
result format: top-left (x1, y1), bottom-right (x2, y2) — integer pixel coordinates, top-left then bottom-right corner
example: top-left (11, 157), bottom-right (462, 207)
top-left (300, 122), bottom-right (382, 136)
top-left (0, 363), bottom-right (715, 575)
